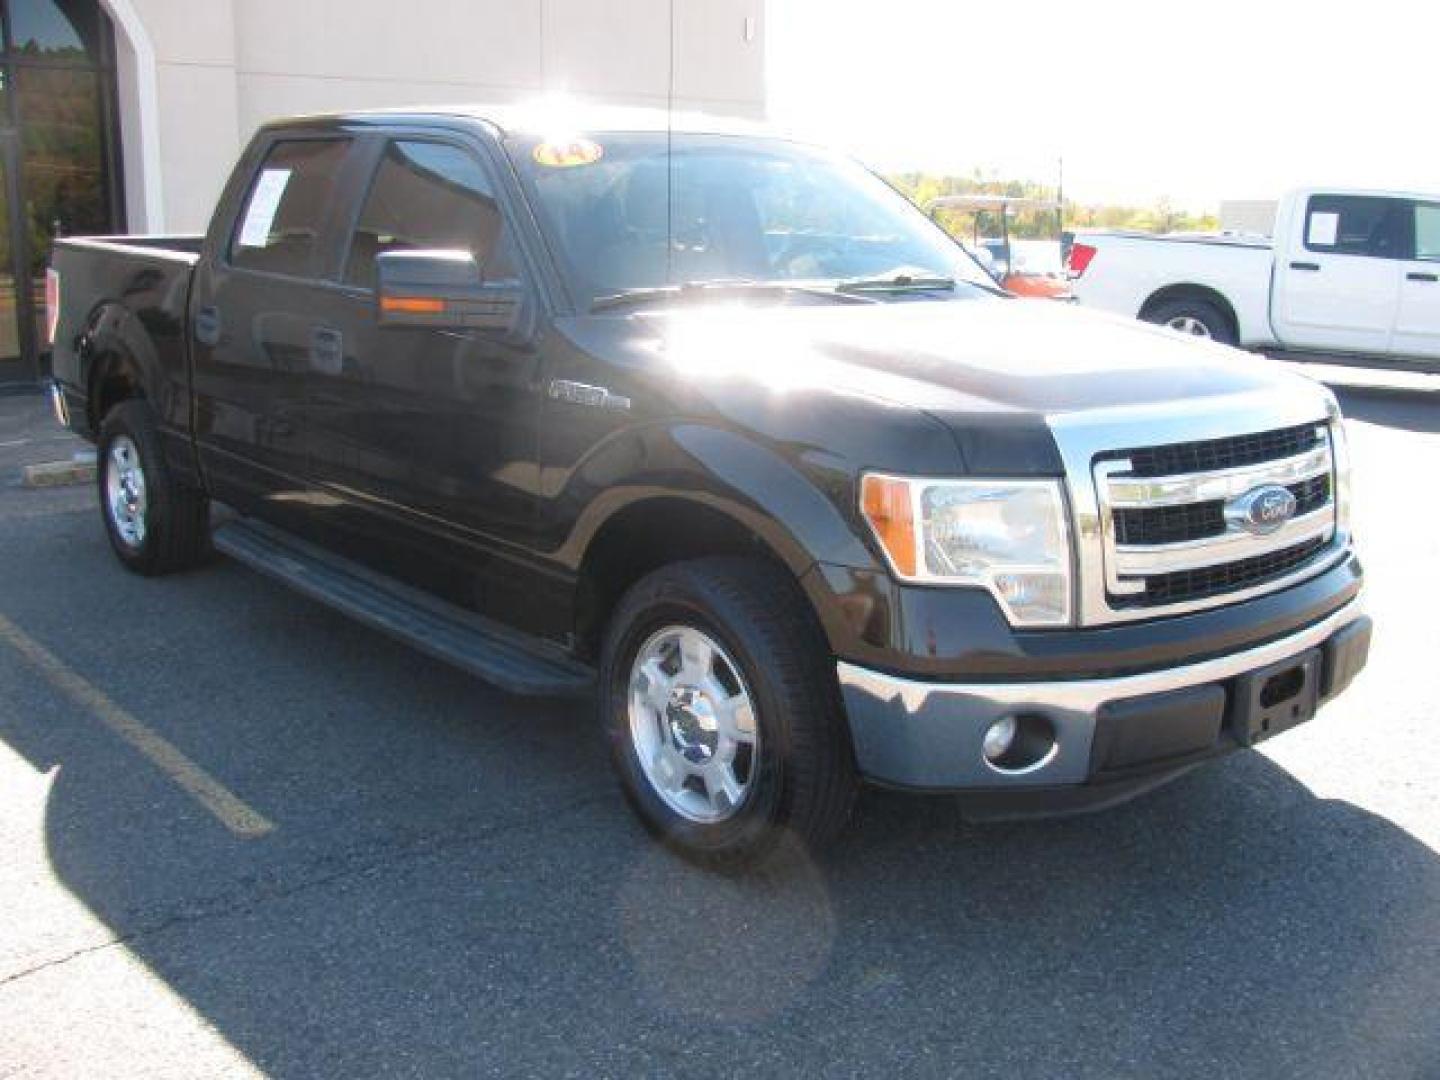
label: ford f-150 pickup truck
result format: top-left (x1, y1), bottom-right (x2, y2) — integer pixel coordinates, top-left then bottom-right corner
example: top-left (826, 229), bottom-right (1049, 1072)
top-left (1069, 187), bottom-right (1440, 370)
top-left (45, 106), bottom-right (1371, 865)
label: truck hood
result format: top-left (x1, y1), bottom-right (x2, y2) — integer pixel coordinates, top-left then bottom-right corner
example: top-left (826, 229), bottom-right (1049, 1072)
top-left (643, 295), bottom-right (1313, 416)
top-left (561, 295), bottom-right (1332, 475)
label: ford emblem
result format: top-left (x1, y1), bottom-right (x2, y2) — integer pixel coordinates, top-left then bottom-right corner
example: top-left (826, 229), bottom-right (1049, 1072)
top-left (1225, 484), bottom-right (1298, 536)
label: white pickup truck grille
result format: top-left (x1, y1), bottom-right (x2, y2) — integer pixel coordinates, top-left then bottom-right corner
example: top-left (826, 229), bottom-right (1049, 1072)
top-left (1092, 423), bottom-right (1338, 612)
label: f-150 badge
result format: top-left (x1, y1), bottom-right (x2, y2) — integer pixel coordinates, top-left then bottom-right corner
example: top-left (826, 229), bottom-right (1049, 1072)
top-left (548, 380), bottom-right (631, 412)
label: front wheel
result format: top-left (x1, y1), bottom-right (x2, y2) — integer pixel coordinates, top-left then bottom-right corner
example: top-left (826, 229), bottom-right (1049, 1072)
top-left (599, 557), bottom-right (856, 868)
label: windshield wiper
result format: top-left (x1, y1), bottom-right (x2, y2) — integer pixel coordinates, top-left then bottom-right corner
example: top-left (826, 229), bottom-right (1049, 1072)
top-left (833, 273), bottom-right (956, 295)
top-left (590, 280), bottom-right (867, 313)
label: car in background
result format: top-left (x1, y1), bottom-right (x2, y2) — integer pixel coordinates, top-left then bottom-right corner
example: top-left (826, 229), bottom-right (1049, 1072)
top-left (1068, 187), bottom-right (1440, 369)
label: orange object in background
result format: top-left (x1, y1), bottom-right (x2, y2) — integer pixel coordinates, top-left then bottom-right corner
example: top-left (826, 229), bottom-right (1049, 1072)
top-left (925, 194), bottom-right (1074, 302)
top-left (1003, 272), bottom-right (1074, 300)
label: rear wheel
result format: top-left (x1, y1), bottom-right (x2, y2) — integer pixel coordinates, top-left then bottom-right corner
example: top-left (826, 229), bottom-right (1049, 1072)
top-left (1144, 296), bottom-right (1237, 345)
top-left (600, 557), bottom-right (856, 868)
top-left (98, 400), bottom-right (211, 575)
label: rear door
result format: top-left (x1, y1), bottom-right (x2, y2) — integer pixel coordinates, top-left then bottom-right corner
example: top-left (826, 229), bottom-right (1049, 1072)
top-left (1271, 193), bottom-right (1404, 354)
top-left (191, 132), bottom-right (367, 507)
top-left (1391, 199), bottom-right (1440, 359)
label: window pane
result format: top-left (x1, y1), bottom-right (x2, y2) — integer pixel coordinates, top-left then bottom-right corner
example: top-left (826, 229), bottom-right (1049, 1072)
top-left (1305, 195), bottom-right (1403, 258)
top-left (16, 65), bottom-right (110, 352)
top-left (344, 141), bottom-right (513, 290)
top-left (1414, 204), bottom-right (1440, 261)
top-left (230, 139), bottom-right (352, 277)
top-left (8, 0), bottom-right (104, 64)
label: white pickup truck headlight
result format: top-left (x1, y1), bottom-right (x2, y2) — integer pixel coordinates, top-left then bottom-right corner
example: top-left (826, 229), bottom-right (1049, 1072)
top-left (860, 474), bottom-right (1073, 627)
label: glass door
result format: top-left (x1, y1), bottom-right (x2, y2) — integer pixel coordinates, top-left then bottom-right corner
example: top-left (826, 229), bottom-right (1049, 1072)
top-left (0, 125), bottom-right (22, 381)
top-left (0, 0), bottom-right (123, 385)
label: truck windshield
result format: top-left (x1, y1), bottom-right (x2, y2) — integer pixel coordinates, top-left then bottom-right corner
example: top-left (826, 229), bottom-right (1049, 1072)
top-left (505, 131), bottom-right (995, 310)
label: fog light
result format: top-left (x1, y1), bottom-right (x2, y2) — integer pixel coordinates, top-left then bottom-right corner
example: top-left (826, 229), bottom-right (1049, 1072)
top-left (982, 715), bottom-right (1017, 761)
top-left (981, 712), bottom-right (1059, 775)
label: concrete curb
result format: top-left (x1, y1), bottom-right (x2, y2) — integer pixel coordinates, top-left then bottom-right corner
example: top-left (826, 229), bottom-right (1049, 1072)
top-left (22, 457), bottom-right (97, 489)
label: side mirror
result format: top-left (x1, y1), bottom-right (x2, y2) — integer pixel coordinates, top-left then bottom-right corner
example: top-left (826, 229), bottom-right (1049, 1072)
top-left (375, 249), bottom-right (523, 334)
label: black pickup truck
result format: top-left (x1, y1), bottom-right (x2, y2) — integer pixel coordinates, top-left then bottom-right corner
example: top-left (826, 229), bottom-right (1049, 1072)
top-left (46, 105), bottom-right (1371, 864)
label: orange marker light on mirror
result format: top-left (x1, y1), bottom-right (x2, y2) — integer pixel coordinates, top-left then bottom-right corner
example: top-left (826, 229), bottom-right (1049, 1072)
top-left (860, 474), bottom-right (917, 577)
top-left (380, 296), bottom-right (446, 314)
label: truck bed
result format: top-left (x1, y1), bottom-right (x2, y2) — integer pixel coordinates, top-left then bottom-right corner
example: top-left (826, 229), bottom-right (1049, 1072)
top-left (49, 234), bottom-right (203, 445)
top-left (56, 234), bottom-right (204, 261)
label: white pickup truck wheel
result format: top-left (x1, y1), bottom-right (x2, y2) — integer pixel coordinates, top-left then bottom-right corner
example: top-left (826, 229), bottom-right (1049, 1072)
top-left (1144, 297), bottom-right (1237, 346)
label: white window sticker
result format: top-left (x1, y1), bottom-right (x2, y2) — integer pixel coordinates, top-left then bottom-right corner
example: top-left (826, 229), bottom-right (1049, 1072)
top-left (237, 168), bottom-right (292, 248)
top-left (1307, 211), bottom-right (1339, 248)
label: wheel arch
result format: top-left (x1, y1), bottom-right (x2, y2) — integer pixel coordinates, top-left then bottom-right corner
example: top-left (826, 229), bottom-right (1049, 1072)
top-left (82, 300), bottom-right (163, 429)
top-left (574, 494), bottom-right (810, 663)
top-left (1139, 284), bottom-right (1241, 341)
top-left (563, 423), bottom-right (881, 661)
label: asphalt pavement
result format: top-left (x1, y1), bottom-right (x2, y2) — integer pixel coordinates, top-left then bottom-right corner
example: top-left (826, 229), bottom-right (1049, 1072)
top-left (0, 370), bottom-right (1437, 1079)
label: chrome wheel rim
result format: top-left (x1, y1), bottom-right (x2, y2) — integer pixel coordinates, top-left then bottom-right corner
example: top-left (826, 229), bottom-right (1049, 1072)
top-left (105, 435), bottom-right (148, 549)
top-left (628, 625), bottom-right (759, 824)
top-left (1166, 314), bottom-right (1213, 338)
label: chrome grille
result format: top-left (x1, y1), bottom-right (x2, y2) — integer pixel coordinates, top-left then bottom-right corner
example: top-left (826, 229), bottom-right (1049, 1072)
top-left (1117, 423), bottom-right (1325, 478)
top-left (1094, 424), bottom-right (1337, 610)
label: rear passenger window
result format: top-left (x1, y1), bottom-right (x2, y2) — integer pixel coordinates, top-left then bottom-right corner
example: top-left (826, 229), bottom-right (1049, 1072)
top-left (1303, 195), bottom-right (1404, 258)
top-left (343, 140), bottom-right (516, 291)
top-left (230, 139), bottom-right (352, 276)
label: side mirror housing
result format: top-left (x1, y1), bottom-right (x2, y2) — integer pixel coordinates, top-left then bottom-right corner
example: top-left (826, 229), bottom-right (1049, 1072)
top-left (375, 249), bottom-right (524, 335)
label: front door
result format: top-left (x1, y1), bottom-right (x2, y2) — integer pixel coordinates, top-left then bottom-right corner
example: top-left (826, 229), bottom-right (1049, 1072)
top-left (305, 135), bottom-right (546, 622)
top-left (1271, 193), bottom-right (1404, 355)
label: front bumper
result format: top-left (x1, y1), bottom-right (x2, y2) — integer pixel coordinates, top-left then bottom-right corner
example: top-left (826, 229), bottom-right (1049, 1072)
top-left (838, 599), bottom-right (1370, 812)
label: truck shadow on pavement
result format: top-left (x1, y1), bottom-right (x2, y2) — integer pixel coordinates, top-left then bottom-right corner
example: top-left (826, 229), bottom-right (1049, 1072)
top-left (1, 562), bottom-right (1436, 1078)
top-left (1332, 383), bottom-right (1440, 434)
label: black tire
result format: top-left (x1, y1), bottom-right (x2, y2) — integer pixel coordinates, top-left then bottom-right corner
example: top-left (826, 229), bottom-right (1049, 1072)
top-left (1144, 296), bottom-right (1237, 345)
top-left (599, 557), bottom-right (856, 869)
top-left (97, 399), bottom-right (211, 575)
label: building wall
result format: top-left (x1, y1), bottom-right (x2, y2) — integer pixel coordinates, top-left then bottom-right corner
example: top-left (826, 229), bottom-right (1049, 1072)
top-left (109, 0), bottom-right (766, 232)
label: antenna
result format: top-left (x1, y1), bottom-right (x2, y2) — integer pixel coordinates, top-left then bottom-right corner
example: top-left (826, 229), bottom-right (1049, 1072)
top-left (665, 0), bottom-right (675, 282)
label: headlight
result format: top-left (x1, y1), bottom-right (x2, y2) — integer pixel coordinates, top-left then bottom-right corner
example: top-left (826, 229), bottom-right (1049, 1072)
top-left (860, 474), bottom-right (1073, 627)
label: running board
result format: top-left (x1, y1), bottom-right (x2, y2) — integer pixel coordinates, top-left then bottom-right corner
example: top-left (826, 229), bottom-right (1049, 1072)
top-left (212, 518), bottom-right (594, 697)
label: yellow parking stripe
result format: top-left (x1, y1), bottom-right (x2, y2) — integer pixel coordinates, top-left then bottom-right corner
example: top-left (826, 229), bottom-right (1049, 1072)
top-left (0, 613), bottom-right (275, 839)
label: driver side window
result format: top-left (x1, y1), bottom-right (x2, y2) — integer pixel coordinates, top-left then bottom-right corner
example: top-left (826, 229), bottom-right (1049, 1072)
top-left (344, 140), bottom-right (517, 291)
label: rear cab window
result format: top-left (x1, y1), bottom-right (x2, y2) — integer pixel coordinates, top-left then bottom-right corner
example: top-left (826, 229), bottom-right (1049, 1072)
top-left (1411, 202), bottom-right (1440, 262)
top-left (1303, 194), bottom-right (1406, 258)
top-left (229, 138), bottom-right (353, 276)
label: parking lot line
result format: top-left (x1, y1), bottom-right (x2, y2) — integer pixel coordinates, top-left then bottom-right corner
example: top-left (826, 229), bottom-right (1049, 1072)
top-left (0, 612), bottom-right (275, 839)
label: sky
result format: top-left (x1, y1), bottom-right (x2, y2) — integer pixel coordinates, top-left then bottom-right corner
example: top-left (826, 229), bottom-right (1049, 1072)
top-left (765, 0), bottom-right (1434, 210)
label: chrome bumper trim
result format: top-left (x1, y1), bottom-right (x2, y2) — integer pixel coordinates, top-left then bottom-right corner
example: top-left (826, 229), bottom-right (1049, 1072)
top-left (837, 596), bottom-right (1364, 790)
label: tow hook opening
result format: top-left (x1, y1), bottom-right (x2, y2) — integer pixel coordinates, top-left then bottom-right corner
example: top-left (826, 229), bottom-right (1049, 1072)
top-left (982, 712), bottom-right (1059, 775)
top-left (1259, 666), bottom-right (1306, 709)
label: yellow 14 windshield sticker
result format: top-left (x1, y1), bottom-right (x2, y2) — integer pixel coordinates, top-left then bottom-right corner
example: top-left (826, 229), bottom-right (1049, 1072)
top-left (533, 138), bottom-right (604, 168)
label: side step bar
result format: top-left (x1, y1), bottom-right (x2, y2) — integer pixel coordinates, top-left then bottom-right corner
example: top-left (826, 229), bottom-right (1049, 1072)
top-left (213, 518), bottom-right (595, 697)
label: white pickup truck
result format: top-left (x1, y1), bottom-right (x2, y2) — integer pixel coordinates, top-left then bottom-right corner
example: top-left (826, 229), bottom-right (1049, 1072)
top-left (1068, 188), bottom-right (1440, 368)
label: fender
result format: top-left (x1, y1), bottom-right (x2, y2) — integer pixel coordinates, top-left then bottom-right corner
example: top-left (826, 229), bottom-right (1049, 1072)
top-left (552, 422), bottom-right (881, 580)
